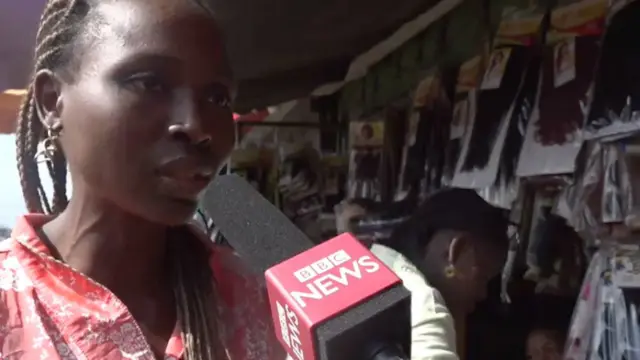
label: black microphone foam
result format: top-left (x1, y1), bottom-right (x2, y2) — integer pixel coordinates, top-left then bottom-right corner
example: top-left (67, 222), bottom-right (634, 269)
top-left (201, 174), bottom-right (313, 274)
top-left (201, 175), bottom-right (411, 360)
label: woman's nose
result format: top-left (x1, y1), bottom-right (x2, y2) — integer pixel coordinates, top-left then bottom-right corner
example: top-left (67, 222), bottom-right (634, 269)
top-left (168, 93), bottom-right (212, 148)
top-left (168, 123), bottom-right (212, 148)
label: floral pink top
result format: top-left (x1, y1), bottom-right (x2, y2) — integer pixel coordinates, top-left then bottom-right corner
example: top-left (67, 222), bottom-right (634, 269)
top-left (0, 214), bottom-right (286, 360)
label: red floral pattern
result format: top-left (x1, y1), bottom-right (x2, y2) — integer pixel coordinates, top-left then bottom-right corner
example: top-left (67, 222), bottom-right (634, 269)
top-left (0, 215), bottom-right (287, 360)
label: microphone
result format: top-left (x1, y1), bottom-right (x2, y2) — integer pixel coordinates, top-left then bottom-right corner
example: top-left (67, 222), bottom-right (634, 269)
top-left (202, 174), bottom-right (411, 360)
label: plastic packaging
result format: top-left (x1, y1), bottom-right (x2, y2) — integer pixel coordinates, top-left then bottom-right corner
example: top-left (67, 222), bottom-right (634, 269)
top-left (501, 224), bottom-right (521, 304)
top-left (601, 144), bottom-right (631, 224)
top-left (347, 119), bottom-right (385, 201)
top-left (476, 177), bottom-right (520, 210)
top-left (564, 248), bottom-right (609, 360)
top-left (564, 244), bottom-right (640, 360)
top-left (517, 0), bottom-right (608, 177)
top-left (585, 0), bottom-right (640, 141)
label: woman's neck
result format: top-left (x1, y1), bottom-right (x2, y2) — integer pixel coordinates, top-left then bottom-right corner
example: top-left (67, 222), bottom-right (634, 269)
top-left (41, 191), bottom-right (170, 298)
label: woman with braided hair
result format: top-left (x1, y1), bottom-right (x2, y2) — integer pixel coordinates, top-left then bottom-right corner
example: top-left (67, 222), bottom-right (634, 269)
top-left (0, 0), bottom-right (287, 359)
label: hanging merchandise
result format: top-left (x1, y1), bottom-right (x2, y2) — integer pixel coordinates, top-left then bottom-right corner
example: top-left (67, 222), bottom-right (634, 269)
top-left (442, 56), bottom-right (483, 186)
top-left (347, 119), bottom-right (385, 200)
top-left (278, 144), bottom-right (324, 240)
top-left (559, 142), bottom-right (612, 248)
top-left (558, 138), bottom-right (640, 248)
top-left (476, 178), bottom-right (520, 209)
top-left (565, 244), bottom-right (640, 360)
top-left (518, 0), bottom-right (607, 177)
top-left (454, 7), bottom-right (544, 189)
top-left (586, 0), bottom-right (640, 141)
top-left (396, 110), bottom-right (420, 193)
top-left (601, 143), bottom-right (631, 225)
top-left (397, 68), bottom-right (456, 198)
top-left (623, 141), bottom-right (640, 230)
top-left (524, 192), bottom-right (586, 295)
top-left (563, 248), bottom-right (609, 360)
top-left (321, 154), bottom-right (349, 213)
top-left (497, 46), bottom-right (542, 186)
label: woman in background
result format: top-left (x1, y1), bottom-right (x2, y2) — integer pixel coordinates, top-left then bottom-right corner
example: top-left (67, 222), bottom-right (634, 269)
top-left (0, 0), bottom-right (285, 358)
top-left (338, 189), bottom-right (509, 360)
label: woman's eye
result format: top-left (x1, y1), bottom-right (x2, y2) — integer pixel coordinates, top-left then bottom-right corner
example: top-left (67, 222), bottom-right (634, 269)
top-left (124, 74), bottom-right (167, 93)
top-left (206, 93), bottom-right (231, 108)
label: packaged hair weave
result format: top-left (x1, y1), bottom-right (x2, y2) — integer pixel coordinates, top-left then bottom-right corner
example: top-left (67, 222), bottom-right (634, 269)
top-left (586, 0), bottom-right (640, 140)
top-left (454, 7), bottom-right (544, 188)
top-left (462, 7), bottom-right (544, 172)
top-left (399, 69), bottom-right (455, 196)
top-left (347, 119), bottom-right (385, 200)
top-left (517, 0), bottom-right (606, 177)
top-left (442, 56), bottom-right (483, 185)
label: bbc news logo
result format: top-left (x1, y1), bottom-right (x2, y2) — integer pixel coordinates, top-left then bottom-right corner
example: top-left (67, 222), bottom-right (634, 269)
top-left (293, 250), bottom-right (350, 283)
top-left (276, 300), bottom-right (304, 360)
top-left (276, 301), bottom-right (291, 347)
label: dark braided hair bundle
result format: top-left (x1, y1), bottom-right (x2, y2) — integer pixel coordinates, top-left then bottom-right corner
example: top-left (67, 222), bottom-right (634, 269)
top-left (587, 1), bottom-right (640, 131)
top-left (15, 1), bottom-right (224, 359)
top-left (537, 36), bottom-right (600, 144)
top-left (497, 49), bottom-right (541, 183)
top-left (462, 45), bottom-right (531, 171)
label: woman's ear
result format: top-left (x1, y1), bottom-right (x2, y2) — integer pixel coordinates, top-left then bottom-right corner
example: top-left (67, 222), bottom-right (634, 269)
top-left (447, 233), bottom-right (475, 267)
top-left (447, 235), bottom-right (464, 264)
top-left (33, 69), bottom-right (64, 130)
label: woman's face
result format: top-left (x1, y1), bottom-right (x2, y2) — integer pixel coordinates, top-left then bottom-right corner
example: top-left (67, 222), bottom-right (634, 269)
top-left (448, 238), bottom-right (505, 312)
top-left (526, 330), bottom-right (563, 360)
top-left (38, 0), bottom-right (234, 225)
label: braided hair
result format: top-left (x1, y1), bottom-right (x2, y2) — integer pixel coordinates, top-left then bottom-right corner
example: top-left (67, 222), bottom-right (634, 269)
top-left (15, 1), bottom-right (225, 359)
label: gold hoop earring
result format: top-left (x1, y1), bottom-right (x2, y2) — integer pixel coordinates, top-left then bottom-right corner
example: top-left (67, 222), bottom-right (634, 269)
top-left (35, 125), bottom-right (61, 164)
top-left (444, 264), bottom-right (457, 278)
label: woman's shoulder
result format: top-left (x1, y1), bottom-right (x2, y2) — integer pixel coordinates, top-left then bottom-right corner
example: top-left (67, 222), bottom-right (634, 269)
top-left (369, 243), bottom-right (441, 300)
top-left (370, 244), bottom-right (426, 281)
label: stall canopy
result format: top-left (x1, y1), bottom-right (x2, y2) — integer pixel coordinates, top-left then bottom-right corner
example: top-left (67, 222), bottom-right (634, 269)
top-left (0, 0), bottom-right (444, 113)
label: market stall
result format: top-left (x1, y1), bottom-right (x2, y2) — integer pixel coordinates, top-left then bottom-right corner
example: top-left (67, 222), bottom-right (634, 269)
top-left (304, 0), bottom-right (640, 358)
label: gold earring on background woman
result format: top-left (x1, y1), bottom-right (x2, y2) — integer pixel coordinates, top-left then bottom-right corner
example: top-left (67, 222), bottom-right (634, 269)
top-left (444, 264), bottom-right (457, 278)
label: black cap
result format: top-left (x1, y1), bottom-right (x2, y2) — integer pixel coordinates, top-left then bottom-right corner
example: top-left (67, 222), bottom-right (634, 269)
top-left (412, 188), bottom-right (510, 247)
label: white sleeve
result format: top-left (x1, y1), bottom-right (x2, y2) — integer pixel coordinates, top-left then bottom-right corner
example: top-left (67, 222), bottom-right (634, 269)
top-left (286, 260), bottom-right (459, 360)
top-left (374, 245), bottom-right (459, 360)
top-left (402, 269), bottom-right (459, 360)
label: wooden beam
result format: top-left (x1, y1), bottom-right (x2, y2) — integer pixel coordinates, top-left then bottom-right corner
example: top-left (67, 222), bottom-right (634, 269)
top-left (0, 90), bottom-right (25, 134)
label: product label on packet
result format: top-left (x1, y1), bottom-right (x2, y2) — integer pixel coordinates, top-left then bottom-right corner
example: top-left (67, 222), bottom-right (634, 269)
top-left (494, 6), bottom-right (545, 47)
top-left (547, 0), bottom-right (608, 43)
top-left (450, 100), bottom-right (468, 140)
top-left (413, 72), bottom-right (441, 108)
top-left (553, 37), bottom-right (577, 88)
top-left (456, 56), bottom-right (483, 94)
top-left (612, 245), bottom-right (640, 288)
top-left (480, 48), bottom-right (512, 90)
top-left (349, 120), bottom-right (385, 148)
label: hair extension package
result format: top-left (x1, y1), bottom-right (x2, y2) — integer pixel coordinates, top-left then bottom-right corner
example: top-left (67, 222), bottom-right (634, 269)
top-left (453, 7), bottom-right (544, 191)
top-left (398, 68), bottom-right (455, 198)
top-left (441, 56), bottom-right (483, 187)
top-left (585, 0), bottom-right (640, 141)
top-left (517, 0), bottom-right (607, 177)
top-left (347, 118), bottom-right (385, 200)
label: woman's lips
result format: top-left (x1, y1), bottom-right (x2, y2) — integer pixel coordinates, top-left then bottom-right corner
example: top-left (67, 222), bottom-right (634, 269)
top-left (158, 174), bottom-right (213, 200)
top-left (155, 156), bottom-right (216, 200)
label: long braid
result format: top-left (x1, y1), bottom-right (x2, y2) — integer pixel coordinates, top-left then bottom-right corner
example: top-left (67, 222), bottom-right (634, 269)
top-left (16, 0), bottom-right (78, 214)
top-left (15, 1), bottom-right (223, 359)
top-left (15, 88), bottom-right (43, 213)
